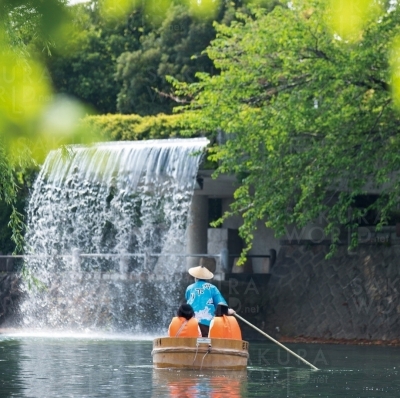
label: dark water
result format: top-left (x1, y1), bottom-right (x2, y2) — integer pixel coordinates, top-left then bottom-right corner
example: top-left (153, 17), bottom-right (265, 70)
top-left (0, 333), bottom-right (399, 397)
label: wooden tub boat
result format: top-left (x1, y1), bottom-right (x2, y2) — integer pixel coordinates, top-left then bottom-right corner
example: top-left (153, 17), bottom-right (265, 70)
top-left (152, 337), bottom-right (249, 370)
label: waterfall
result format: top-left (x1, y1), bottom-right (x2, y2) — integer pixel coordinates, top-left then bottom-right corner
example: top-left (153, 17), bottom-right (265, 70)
top-left (20, 138), bottom-right (208, 333)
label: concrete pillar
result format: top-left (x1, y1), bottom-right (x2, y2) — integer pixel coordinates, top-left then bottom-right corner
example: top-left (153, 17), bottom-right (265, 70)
top-left (186, 195), bottom-right (208, 268)
top-left (208, 228), bottom-right (229, 276)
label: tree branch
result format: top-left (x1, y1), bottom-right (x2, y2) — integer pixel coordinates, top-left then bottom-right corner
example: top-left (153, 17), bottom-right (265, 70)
top-left (153, 88), bottom-right (192, 104)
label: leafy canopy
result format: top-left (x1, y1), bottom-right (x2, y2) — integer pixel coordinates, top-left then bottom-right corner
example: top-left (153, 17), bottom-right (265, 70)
top-left (174, 0), bottom-right (400, 257)
top-left (42, 2), bottom-right (144, 114)
top-left (115, 3), bottom-right (217, 115)
top-left (43, 0), bottom-right (257, 116)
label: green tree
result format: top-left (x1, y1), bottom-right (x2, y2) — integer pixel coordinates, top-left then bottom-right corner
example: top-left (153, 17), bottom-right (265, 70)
top-left (43, 1), bottom-right (144, 113)
top-left (115, 3), bottom-right (217, 115)
top-left (175, 1), bottom-right (400, 257)
top-left (43, 0), bottom-right (276, 116)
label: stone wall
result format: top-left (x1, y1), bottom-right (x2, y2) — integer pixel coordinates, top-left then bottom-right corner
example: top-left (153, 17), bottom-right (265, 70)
top-left (264, 244), bottom-right (400, 341)
top-left (2, 244), bottom-right (400, 342)
top-left (0, 273), bottom-right (21, 326)
top-left (218, 274), bottom-right (270, 340)
top-left (0, 268), bottom-right (271, 338)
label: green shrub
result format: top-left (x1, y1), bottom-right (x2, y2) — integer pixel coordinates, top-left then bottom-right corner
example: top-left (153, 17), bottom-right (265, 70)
top-left (80, 113), bottom-right (196, 141)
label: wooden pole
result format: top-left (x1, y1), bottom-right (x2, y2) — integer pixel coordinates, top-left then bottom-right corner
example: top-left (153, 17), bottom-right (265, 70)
top-left (234, 313), bottom-right (319, 370)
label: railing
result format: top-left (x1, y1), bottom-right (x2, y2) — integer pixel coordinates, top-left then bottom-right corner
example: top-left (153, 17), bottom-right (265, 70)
top-left (0, 252), bottom-right (224, 274)
top-left (0, 249), bottom-right (275, 273)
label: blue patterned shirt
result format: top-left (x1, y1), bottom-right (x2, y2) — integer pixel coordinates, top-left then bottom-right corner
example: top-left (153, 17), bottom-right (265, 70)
top-left (185, 280), bottom-right (227, 327)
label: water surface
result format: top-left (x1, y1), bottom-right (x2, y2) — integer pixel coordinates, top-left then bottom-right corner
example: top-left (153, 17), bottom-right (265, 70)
top-left (0, 333), bottom-right (399, 397)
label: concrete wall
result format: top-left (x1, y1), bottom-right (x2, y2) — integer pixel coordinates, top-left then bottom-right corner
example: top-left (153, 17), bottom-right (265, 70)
top-left (221, 198), bottom-right (281, 273)
top-left (194, 171), bottom-right (281, 273)
top-left (264, 244), bottom-right (400, 341)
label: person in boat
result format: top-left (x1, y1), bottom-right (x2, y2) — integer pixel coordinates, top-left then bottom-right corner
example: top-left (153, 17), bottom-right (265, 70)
top-left (208, 303), bottom-right (242, 340)
top-left (185, 265), bottom-right (233, 337)
top-left (168, 303), bottom-right (202, 338)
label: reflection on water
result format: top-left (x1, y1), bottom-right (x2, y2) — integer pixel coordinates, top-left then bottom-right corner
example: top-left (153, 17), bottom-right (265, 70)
top-left (0, 334), bottom-right (154, 398)
top-left (0, 339), bottom-right (25, 396)
top-left (152, 369), bottom-right (247, 397)
top-left (0, 334), bottom-right (399, 397)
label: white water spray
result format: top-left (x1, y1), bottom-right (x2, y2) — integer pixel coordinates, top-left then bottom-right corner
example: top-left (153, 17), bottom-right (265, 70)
top-left (20, 138), bottom-right (208, 332)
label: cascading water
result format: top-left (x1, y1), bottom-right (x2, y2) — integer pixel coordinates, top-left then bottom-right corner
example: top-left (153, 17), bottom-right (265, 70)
top-left (20, 138), bottom-right (209, 333)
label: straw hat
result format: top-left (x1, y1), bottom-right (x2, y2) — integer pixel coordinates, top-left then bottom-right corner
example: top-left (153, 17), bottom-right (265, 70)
top-left (188, 265), bottom-right (214, 280)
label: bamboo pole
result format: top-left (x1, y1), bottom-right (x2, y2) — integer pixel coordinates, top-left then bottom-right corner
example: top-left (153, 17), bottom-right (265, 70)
top-left (234, 313), bottom-right (319, 370)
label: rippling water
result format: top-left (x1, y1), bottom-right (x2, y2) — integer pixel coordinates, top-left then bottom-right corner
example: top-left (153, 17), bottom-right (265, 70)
top-left (0, 332), bottom-right (399, 397)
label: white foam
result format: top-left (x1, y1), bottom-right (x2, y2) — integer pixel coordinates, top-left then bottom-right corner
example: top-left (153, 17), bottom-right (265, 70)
top-left (0, 327), bottom-right (160, 341)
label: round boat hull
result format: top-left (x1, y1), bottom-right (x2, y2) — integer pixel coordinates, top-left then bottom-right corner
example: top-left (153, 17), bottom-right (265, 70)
top-left (152, 337), bottom-right (249, 370)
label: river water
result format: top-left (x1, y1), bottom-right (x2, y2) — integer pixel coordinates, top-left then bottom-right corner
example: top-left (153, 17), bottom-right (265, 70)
top-left (0, 332), bottom-right (399, 397)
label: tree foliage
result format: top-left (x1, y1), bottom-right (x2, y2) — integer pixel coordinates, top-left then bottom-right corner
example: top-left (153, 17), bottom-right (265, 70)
top-left (37, 0), bottom-right (283, 116)
top-left (43, 2), bottom-right (144, 113)
top-left (0, 0), bottom-right (238, 252)
top-left (0, 0), bottom-right (99, 252)
top-left (0, 0), bottom-right (70, 253)
top-left (43, 1), bottom-right (242, 115)
top-left (80, 113), bottom-right (191, 140)
top-left (175, 0), bottom-right (400, 256)
top-left (1, 0), bottom-right (399, 258)
top-left (115, 3), bottom-right (218, 115)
